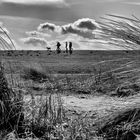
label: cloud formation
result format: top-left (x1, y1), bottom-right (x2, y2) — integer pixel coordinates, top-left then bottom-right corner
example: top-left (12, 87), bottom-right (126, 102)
top-left (60, 18), bottom-right (98, 39)
top-left (37, 18), bottom-right (99, 39)
top-left (61, 24), bottom-right (94, 39)
top-left (73, 18), bottom-right (99, 30)
top-left (21, 37), bottom-right (47, 47)
top-left (22, 18), bottom-right (100, 50)
top-left (122, 1), bottom-right (140, 5)
top-left (38, 22), bottom-right (61, 32)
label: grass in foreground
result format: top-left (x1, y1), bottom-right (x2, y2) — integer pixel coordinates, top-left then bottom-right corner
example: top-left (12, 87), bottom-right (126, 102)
top-left (0, 62), bottom-right (24, 136)
top-left (1, 62), bottom-right (140, 140)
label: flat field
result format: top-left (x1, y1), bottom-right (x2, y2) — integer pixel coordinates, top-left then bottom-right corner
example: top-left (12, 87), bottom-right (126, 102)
top-left (1, 50), bottom-right (140, 74)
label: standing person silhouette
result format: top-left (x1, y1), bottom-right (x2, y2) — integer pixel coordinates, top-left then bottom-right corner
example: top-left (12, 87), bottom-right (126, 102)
top-left (65, 42), bottom-right (68, 54)
top-left (69, 41), bottom-right (73, 55)
top-left (56, 41), bottom-right (61, 54)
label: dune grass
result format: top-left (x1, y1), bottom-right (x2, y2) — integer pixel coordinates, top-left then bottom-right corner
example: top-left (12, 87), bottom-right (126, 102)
top-left (97, 14), bottom-right (140, 50)
top-left (0, 62), bottom-right (24, 134)
top-left (97, 103), bottom-right (140, 140)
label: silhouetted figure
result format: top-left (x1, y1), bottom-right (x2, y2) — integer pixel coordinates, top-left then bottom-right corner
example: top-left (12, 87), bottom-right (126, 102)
top-left (65, 42), bottom-right (68, 54)
top-left (69, 41), bottom-right (73, 55)
top-left (56, 42), bottom-right (61, 54)
top-left (46, 47), bottom-right (51, 51)
top-left (46, 47), bottom-right (51, 53)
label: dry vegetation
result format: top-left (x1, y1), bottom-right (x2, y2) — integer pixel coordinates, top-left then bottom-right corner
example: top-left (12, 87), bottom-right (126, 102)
top-left (1, 15), bottom-right (140, 140)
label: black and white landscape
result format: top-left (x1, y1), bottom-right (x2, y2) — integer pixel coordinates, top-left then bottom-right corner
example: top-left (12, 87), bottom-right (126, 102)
top-left (0, 0), bottom-right (140, 140)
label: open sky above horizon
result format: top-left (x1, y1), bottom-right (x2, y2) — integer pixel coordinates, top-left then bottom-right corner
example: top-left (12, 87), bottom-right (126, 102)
top-left (0, 0), bottom-right (140, 50)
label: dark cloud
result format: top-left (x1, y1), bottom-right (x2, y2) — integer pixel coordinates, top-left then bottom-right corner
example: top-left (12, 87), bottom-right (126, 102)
top-left (37, 22), bottom-right (60, 32)
top-left (0, 1), bottom-right (79, 22)
top-left (61, 18), bottom-right (99, 38)
top-left (74, 18), bottom-right (98, 30)
top-left (0, 0), bottom-right (140, 24)
top-left (61, 24), bottom-right (94, 39)
top-left (39, 23), bottom-right (55, 31)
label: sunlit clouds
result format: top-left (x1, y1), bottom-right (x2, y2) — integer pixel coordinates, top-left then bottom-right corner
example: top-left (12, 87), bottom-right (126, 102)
top-left (21, 18), bottom-right (100, 49)
top-left (37, 18), bottom-right (99, 39)
top-left (21, 37), bottom-right (47, 48)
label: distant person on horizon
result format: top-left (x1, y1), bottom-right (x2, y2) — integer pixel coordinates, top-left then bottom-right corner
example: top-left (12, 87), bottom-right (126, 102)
top-left (65, 42), bottom-right (68, 54)
top-left (46, 47), bottom-right (51, 51)
top-left (69, 41), bottom-right (73, 55)
top-left (56, 41), bottom-right (61, 54)
top-left (46, 47), bottom-right (52, 55)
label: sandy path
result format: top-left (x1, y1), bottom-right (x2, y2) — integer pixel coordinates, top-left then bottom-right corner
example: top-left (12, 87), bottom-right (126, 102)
top-left (24, 93), bottom-right (140, 119)
top-left (62, 94), bottom-right (140, 117)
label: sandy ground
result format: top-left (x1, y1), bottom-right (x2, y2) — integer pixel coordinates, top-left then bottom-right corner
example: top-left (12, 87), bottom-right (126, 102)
top-left (24, 93), bottom-right (140, 119)
top-left (62, 94), bottom-right (140, 117)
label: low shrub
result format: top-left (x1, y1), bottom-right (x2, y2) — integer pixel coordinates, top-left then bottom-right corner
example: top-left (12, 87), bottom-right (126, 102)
top-left (22, 68), bottom-right (48, 83)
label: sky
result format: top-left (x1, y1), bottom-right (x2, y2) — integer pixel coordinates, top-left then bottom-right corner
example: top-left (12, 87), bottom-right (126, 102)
top-left (0, 0), bottom-right (140, 50)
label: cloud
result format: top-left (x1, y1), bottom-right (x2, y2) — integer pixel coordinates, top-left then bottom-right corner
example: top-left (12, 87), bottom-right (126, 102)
top-left (61, 24), bottom-right (94, 39)
top-left (21, 37), bottom-right (47, 47)
top-left (73, 18), bottom-right (100, 30)
top-left (26, 31), bottom-right (51, 38)
top-left (2, 0), bottom-right (67, 6)
top-left (61, 18), bottom-right (99, 39)
top-left (122, 1), bottom-right (140, 5)
top-left (37, 18), bottom-right (99, 39)
top-left (23, 18), bottom-right (100, 50)
top-left (38, 22), bottom-right (61, 33)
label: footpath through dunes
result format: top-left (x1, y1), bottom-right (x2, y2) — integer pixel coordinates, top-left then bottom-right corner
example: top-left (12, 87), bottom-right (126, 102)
top-left (62, 94), bottom-right (140, 117)
top-left (24, 93), bottom-right (140, 120)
